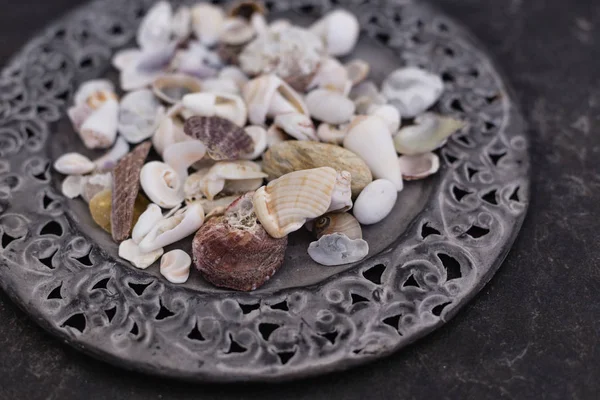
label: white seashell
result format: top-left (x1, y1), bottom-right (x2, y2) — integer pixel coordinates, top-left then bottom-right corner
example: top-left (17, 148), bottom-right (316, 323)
top-left (163, 140), bottom-right (207, 180)
top-left (243, 74), bottom-right (309, 125)
top-left (81, 173), bottom-right (112, 203)
top-left (393, 113), bottom-right (465, 155)
top-left (74, 79), bottom-right (116, 109)
top-left (132, 204), bottom-right (164, 244)
top-left (152, 74), bottom-right (203, 104)
top-left (201, 78), bottom-right (240, 95)
top-left (182, 92), bottom-right (247, 127)
top-left (398, 152), bottom-right (440, 181)
top-left (253, 167), bottom-right (338, 238)
top-left (313, 212), bottom-right (362, 240)
top-left (190, 161), bottom-right (267, 200)
top-left (242, 126), bottom-right (268, 160)
top-left (61, 175), bottom-right (85, 199)
top-left (250, 13), bottom-right (268, 36)
top-left (274, 112), bottom-right (317, 141)
top-left (349, 81), bottom-right (387, 114)
top-left (79, 99), bottom-right (119, 149)
top-left (138, 203), bottom-right (205, 253)
top-left (306, 89), bottom-right (356, 125)
top-left (118, 89), bottom-right (165, 144)
top-left (308, 58), bottom-right (351, 94)
top-left (68, 103), bottom-right (94, 133)
top-left (269, 19), bottom-right (292, 33)
top-left (137, 1), bottom-right (173, 50)
top-left (367, 104), bottom-right (401, 134)
top-left (382, 67), bottom-right (444, 118)
top-left (120, 44), bottom-right (177, 91)
top-left (54, 153), bottom-right (95, 175)
top-left (140, 161), bottom-right (185, 208)
top-left (112, 48), bottom-right (141, 71)
top-left (94, 137), bottom-right (130, 172)
top-left (160, 250), bottom-right (191, 283)
top-left (266, 125), bottom-right (289, 148)
top-left (343, 116), bottom-right (403, 191)
top-left (194, 195), bottom-right (239, 212)
top-left (345, 59), bottom-right (370, 86)
top-left (218, 66), bottom-right (249, 90)
top-left (328, 171), bottom-right (353, 213)
top-left (316, 123), bottom-right (347, 145)
top-left (119, 239), bottom-right (164, 270)
top-left (220, 17), bottom-right (255, 45)
top-left (191, 3), bottom-right (225, 46)
top-left (152, 104), bottom-right (193, 156)
top-left (172, 41), bottom-right (222, 79)
top-left (308, 233), bottom-right (369, 266)
top-left (172, 6), bottom-right (192, 41)
top-left (310, 10), bottom-right (360, 57)
top-left (353, 179), bottom-right (398, 225)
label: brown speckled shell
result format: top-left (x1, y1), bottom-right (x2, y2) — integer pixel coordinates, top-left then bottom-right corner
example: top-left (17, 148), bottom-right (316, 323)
top-left (184, 116), bottom-right (254, 160)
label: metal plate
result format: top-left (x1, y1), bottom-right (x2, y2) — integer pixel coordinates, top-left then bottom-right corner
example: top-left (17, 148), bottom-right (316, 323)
top-left (0, 0), bottom-right (529, 382)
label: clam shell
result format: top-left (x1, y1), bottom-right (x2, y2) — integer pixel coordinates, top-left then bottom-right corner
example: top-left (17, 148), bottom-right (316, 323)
top-left (61, 175), bottom-right (85, 199)
top-left (220, 17), bottom-right (256, 46)
top-left (139, 203), bottom-right (205, 253)
top-left (273, 112), bottom-right (317, 141)
top-left (191, 3), bottom-right (225, 47)
top-left (79, 99), bottom-right (119, 149)
top-left (118, 90), bottom-right (165, 144)
top-left (343, 116), bottom-right (403, 191)
top-left (353, 179), bottom-right (398, 225)
top-left (137, 1), bottom-right (173, 50)
top-left (253, 167), bottom-right (338, 238)
top-left (328, 171), bottom-right (353, 213)
top-left (152, 74), bottom-right (203, 104)
top-left (393, 113), bottom-right (465, 155)
top-left (54, 153), bottom-right (95, 175)
top-left (182, 92), bottom-right (247, 127)
top-left (306, 89), bottom-right (356, 125)
top-left (132, 203), bottom-right (164, 244)
top-left (316, 123), bottom-right (346, 145)
top-left (308, 233), bottom-right (369, 266)
top-left (74, 79), bottom-right (117, 109)
top-left (310, 10), bottom-right (359, 57)
top-left (242, 126), bottom-right (268, 160)
top-left (173, 41), bottom-right (222, 79)
top-left (192, 192), bottom-right (288, 291)
top-left (262, 141), bottom-right (372, 198)
top-left (313, 212), bottom-right (362, 240)
top-left (81, 173), bottom-right (112, 203)
top-left (94, 137), bottom-right (130, 172)
top-left (382, 67), bottom-right (444, 118)
top-left (160, 250), bottom-right (192, 284)
top-left (183, 116), bottom-right (254, 160)
top-left (140, 161), bottom-right (185, 208)
top-left (368, 104), bottom-right (401, 134)
top-left (345, 59), bottom-right (370, 86)
top-left (119, 239), bottom-right (164, 270)
top-left (398, 152), bottom-right (440, 181)
top-left (243, 74), bottom-right (308, 125)
top-left (163, 140), bottom-right (207, 181)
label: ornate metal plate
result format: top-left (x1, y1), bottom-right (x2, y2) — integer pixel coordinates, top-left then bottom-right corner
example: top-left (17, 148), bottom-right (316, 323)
top-left (0, 0), bottom-right (529, 382)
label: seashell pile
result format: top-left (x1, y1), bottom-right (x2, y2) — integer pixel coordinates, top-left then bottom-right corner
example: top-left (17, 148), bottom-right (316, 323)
top-left (54, 1), bottom-right (467, 292)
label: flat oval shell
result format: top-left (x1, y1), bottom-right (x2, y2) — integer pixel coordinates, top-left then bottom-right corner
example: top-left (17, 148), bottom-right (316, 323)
top-left (353, 179), bottom-right (398, 225)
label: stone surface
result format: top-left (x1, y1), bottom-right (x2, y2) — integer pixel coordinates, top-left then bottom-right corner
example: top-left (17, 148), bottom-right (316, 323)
top-left (262, 141), bottom-right (373, 197)
top-left (1, 0), bottom-right (599, 399)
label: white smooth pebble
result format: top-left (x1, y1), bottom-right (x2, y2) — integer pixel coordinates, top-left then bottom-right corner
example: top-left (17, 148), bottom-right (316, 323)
top-left (353, 179), bottom-right (398, 225)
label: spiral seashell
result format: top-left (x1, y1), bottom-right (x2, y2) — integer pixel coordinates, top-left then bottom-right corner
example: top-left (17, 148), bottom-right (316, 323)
top-left (139, 203), bottom-right (205, 253)
top-left (253, 167), bottom-right (338, 238)
top-left (310, 10), bottom-right (360, 57)
top-left (140, 161), bottom-right (184, 209)
top-left (313, 213), bottom-right (362, 240)
top-left (308, 233), bottom-right (369, 266)
top-left (79, 98), bottom-right (119, 149)
top-left (393, 113), bottom-right (465, 155)
top-left (273, 112), bottom-right (317, 141)
top-left (160, 250), bottom-right (191, 284)
top-left (182, 92), bottom-right (247, 127)
top-left (118, 89), bottom-right (165, 144)
top-left (53, 153), bottom-right (95, 175)
top-left (119, 239), bottom-right (164, 270)
top-left (183, 116), bottom-right (254, 160)
top-left (398, 152), bottom-right (440, 181)
top-left (382, 67), bottom-right (444, 118)
top-left (191, 3), bottom-right (226, 47)
top-left (193, 192), bottom-right (288, 291)
top-left (306, 89), bottom-right (356, 125)
top-left (152, 74), bottom-right (203, 104)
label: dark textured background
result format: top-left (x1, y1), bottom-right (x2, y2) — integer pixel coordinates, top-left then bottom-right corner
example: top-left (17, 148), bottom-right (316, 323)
top-left (1, 0), bottom-right (599, 399)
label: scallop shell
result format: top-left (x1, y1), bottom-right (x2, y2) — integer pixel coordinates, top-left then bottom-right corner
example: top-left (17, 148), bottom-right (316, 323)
top-left (191, 3), bottom-right (226, 47)
top-left (119, 239), bottom-right (164, 270)
top-left (53, 153), bottom-right (95, 175)
top-left (368, 104), bottom-right (401, 134)
top-left (316, 123), bottom-right (346, 145)
top-left (310, 10), bottom-right (359, 57)
top-left (345, 59), bottom-right (370, 86)
top-left (192, 192), bottom-right (288, 291)
top-left (140, 161), bottom-right (185, 208)
top-left (273, 112), bottom-right (317, 141)
top-left (253, 167), bottom-right (338, 238)
top-left (79, 98), bottom-right (119, 149)
top-left (313, 212), bottom-right (362, 240)
top-left (132, 203), bottom-right (164, 244)
top-left (74, 79), bottom-right (117, 109)
top-left (94, 137), bottom-right (130, 172)
top-left (398, 152), bottom-right (440, 181)
top-left (182, 92), bottom-right (247, 127)
top-left (308, 233), bottom-right (369, 266)
top-left (353, 179), bottom-right (398, 225)
top-left (160, 250), bottom-right (192, 284)
top-left (139, 203), bottom-right (205, 253)
top-left (305, 89), bottom-right (356, 125)
top-left (328, 171), bottom-right (353, 213)
top-left (152, 74), bottom-right (203, 104)
top-left (343, 116), bottom-right (403, 191)
top-left (242, 74), bottom-right (309, 125)
top-left (183, 116), bottom-right (254, 160)
top-left (393, 113), bottom-right (465, 155)
top-left (118, 90), bottom-right (165, 144)
top-left (382, 67), bottom-right (444, 118)
top-left (137, 1), bottom-right (173, 50)
top-left (242, 125), bottom-right (268, 160)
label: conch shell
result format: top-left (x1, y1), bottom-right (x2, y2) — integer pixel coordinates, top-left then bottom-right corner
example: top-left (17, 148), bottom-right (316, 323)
top-left (253, 167), bottom-right (338, 238)
top-left (140, 161), bottom-right (184, 208)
